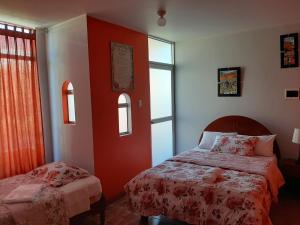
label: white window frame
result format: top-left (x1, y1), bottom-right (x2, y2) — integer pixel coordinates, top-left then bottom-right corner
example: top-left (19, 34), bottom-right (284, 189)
top-left (118, 93), bottom-right (132, 136)
top-left (66, 82), bottom-right (76, 124)
top-left (148, 36), bottom-right (176, 155)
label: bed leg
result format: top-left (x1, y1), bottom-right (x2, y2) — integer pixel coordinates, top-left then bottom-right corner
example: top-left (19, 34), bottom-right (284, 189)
top-left (140, 216), bottom-right (148, 222)
top-left (100, 212), bottom-right (105, 225)
top-left (99, 195), bottom-right (106, 225)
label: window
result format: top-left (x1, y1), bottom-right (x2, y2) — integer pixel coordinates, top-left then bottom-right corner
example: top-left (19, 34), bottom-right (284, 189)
top-left (118, 93), bottom-right (132, 136)
top-left (148, 36), bottom-right (175, 166)
top-left (0, 22), bottom-right (45, 178)
top-left (0, 23), bottom-right (36, 58)
top-left (0, 23), bottom-right (33, 34)
top-left (62, 81), bottom-right (76, 124)
top-left (148, 37), bottom-right (174, 64)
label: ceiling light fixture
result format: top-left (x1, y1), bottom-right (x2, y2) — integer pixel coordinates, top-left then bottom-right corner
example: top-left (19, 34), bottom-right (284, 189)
top-left (157, 9), bottom-right (166, 27)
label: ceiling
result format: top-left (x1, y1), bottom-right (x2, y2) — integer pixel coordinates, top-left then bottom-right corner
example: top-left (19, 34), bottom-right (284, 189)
top-left (1, 0), bottom-right (300, 41)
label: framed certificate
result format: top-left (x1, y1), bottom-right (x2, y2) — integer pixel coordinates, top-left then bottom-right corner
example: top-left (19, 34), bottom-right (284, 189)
top-left (111, 42), bottom-right (134, 91)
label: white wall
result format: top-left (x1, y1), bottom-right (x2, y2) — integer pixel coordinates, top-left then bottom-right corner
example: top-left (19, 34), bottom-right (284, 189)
top-left (176, 24), bottom-right (300, 159)
top-left (46, 15), bottom-right (95, 173)
top-left (36, 28), bottom-right (53, 163)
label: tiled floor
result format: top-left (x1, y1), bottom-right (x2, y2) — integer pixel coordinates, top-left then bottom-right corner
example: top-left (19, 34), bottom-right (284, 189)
top-left (105, 197), bottom-right (187, 225)
top-left (73, 193), bottom-right (300, 225)
top-left (269, 196), bottom-right (300, 225)
top-left (104, 194), bottom-right (300, 225)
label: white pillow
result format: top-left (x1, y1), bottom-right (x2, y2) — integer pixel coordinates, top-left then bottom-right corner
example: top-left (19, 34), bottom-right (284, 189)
top-left (199, 131), bottom-right (237, 149)
top-left (237, 134), bottom-right (276, 157)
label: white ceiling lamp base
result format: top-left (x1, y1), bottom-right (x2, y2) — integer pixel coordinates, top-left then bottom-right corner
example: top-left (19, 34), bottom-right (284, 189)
top-left (157, 9), bottom-right (166, 27)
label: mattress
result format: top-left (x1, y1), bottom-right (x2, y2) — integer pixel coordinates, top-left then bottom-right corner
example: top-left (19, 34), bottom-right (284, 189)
top-left (59, 175), bottom-right (102, 218)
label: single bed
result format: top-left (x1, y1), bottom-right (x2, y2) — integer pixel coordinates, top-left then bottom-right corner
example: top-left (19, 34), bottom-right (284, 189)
top-left (0, 162), bottom-right (105, 225)
top-left (68, 176), bottom-right (105, 225)
top-left (125, 115), bottom-right (285, 225)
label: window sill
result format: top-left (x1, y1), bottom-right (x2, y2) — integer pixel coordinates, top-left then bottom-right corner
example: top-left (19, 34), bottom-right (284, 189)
top-left (64, 122), bottom-right (76, 125)
top-left (120, 132), bottom-right (131, 137)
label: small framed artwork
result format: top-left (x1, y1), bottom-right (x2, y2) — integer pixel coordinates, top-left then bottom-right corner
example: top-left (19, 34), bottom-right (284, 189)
top-left (285, 89), bottom-right (299, 99)
top-left (280, 33), bottom-right (298, 68)
top-left (111, 42), bottom-right (134, 91)
top-left (218, 67), bottom-right (241, 97)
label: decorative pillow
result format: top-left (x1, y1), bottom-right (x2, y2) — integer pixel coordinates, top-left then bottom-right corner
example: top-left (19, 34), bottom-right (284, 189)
top-left (237, 134), bottom-right (276, 157)
top-left (28, 162), bottom-right (90, 187)
top-left (211, 135), bottom-right (259, 156)
top-left (199, 131), bottom-right (237, 149)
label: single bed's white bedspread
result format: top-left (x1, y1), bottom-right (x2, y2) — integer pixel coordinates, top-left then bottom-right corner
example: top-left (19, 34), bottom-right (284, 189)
top-left (59, 175), bottom-right (102, 218)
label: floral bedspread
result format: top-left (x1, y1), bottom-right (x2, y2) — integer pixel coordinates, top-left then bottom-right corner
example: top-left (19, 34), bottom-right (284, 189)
top-left (0, 174), bottom-right (68, 225)
top-left (125, 149), bottom-right (285, 225)
top-left (171, 149), bottom-right (285, 200)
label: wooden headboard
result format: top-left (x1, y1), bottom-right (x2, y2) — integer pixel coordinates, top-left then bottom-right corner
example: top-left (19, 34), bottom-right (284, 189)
top-left (198, 115), bottom-right (281, 159)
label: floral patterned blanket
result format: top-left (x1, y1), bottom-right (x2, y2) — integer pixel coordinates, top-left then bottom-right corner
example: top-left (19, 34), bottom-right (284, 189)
top-left (171, 150), bottom-right (285, 200)
top-left (125, 149), bottom-right (285, 225)
top-left (0, 174), bottom-right (68, 225)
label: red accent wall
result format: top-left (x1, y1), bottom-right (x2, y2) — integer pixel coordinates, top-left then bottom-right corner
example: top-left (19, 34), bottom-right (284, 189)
top-left (87, 16), bottom-right (152, 200)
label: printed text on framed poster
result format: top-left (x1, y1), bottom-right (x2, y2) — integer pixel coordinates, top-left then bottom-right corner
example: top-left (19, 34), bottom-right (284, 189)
top-left (111, 42), bottom-right (134, 91)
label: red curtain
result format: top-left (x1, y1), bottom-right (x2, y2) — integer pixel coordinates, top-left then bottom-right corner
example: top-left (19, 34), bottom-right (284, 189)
top-left (0, 25), bottom-right (45, 179)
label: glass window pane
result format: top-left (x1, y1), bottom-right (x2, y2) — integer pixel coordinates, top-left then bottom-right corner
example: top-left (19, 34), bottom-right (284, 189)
top-left (67, 94), bottom-right (76, 123)
top-left (7, 25), bottom-right (14, 31)
top-left (151, 121), bottom-right (173, 166)
top-left (150, 68), bottom-right (172, 119)
top-left (118, 107), bottom-right (128, 133)
top-left (148, 38), bottom-right (173, 64)
top-left (118, 94), bottom-right (127, 104)
top-left (67, 82), bottom-right (74, 91)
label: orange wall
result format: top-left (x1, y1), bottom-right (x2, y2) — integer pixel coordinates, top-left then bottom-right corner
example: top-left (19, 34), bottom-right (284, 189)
top-left (87, 16), bottom-right (152, 200)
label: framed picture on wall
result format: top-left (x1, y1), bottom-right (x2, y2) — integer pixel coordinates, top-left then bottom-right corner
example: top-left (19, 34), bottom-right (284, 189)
top-left (218, 67), bottom-right (241, 97)
top-left (280, 33), bottom-right (298, 68)
top-left (111, 42), bottom-right (134, 91)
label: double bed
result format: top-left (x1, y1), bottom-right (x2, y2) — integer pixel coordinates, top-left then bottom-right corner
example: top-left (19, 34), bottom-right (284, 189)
top-left (125, 116), bottom-right (285, 225)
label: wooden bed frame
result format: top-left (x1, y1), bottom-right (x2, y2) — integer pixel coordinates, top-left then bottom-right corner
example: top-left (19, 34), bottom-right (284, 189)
top-left (70, 194), bottom-right (106, 225)
top-left (198, 115), bottom-right (281, 159)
